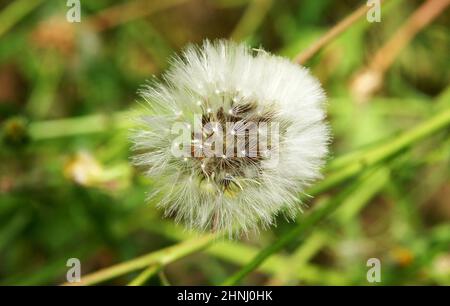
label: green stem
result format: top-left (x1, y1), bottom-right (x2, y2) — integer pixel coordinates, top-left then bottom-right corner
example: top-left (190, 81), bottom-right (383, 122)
top-left (230, 0), bottom-right (273, 41)
top-left (293, 1), bottom-right (386, 64)
top-left (222, 179), bottom-right (358, 285)
top-left (158, 271), bottom-right (171, 286)
top-left (0, 0), bottom-right (42, 38)
top-left (309, 106), bottom-right (450, 196)
top-left (29, 111), bottom-right (133, 140)
top-left (63, 234), bottom-right (215, 286)
top-left (137, 220), bottom-right (348, 284)
top-left (26, 51), bottom-right (64, 119)
top-left (127, 264), bottom-right (160, 286)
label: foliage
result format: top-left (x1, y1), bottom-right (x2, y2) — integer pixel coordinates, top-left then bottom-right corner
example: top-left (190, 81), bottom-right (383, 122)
top-left (0, 0), bottom-right (449, 285)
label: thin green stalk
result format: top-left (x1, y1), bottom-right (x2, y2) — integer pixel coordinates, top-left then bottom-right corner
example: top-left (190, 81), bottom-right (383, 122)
top-left (63, 234), bottom-right (215, 286)
top-left (0, 0), bottom-right (42, 38)
top-left (127, 264), bottom-right (160, 286)
top-left (138, 221), bottom-right (290, 275)
top-left (268, 166), bottom-right (389, 285)
top-left (29, 111), bottom-right (133, 140)
top-left (267, 231), bottom-right (329, 285)
top-left (158, 271), bottom-right (171, 286)
top-left (26, 51), bottom-right (64, 119)
top-left (137, 219), bottom-right (346, 284)
top-left (230, 0), bottom-right (273, 41)
top-left (294, 0), bottom-right (387, 64)
top-left (222, 107), bottom-right (450, 285)
top-left (334, 167), bottom-right (390, 223)
top-left (87, 0), bottom-right (190, 32)
top-left (222, 178), bottom-right (359, 286)
top-left (308, 106), bottom-right (450, 197)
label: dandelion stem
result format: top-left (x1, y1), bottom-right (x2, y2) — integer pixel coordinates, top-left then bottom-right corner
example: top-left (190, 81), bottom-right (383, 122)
top-left (127, 264), bottom-right (160, 286)
top-left (62, 234), bottom-right (215, 286)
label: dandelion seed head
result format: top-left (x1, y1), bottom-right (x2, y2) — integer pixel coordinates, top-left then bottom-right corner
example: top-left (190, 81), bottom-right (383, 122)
top-left (131, 40), bottom-right (329, 237)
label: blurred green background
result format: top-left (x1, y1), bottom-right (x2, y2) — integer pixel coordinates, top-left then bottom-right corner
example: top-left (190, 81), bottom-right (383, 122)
top-left (0, 0), bottom-right (449, 285)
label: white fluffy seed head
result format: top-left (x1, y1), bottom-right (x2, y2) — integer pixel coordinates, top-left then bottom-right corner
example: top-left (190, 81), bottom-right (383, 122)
top-left (131, 40), bottom-right (330, 237)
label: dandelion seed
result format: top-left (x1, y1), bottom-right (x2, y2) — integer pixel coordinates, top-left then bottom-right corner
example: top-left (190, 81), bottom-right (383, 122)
top-left (131, 40), bottom-right (329, 236)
